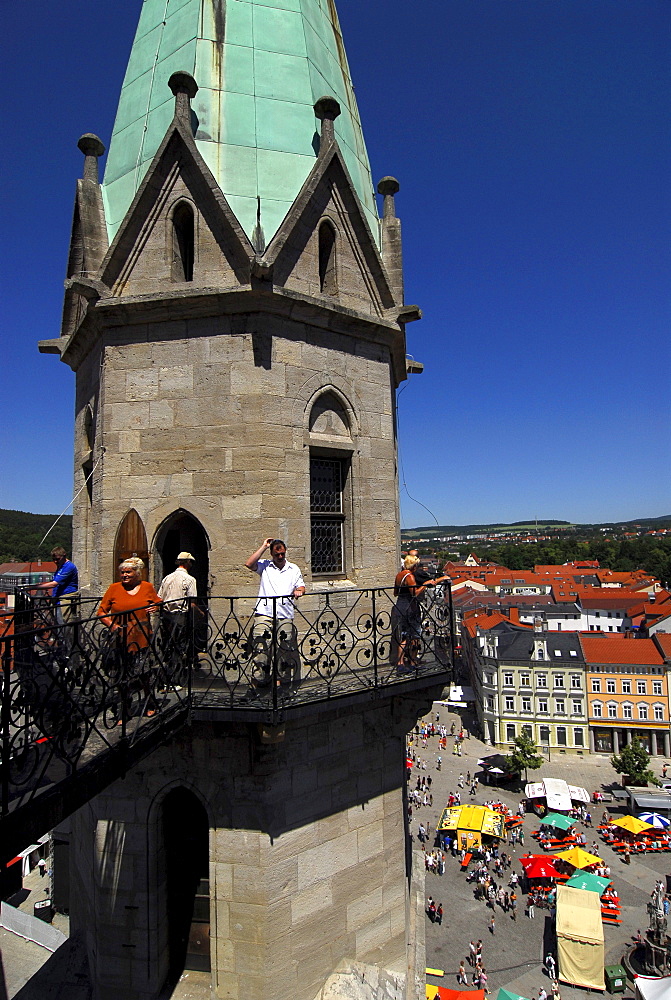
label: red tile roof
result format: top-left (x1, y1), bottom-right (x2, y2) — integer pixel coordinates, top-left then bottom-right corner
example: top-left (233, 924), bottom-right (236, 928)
top-left (653, 633), bottom-right (671, 659)
top-left (579, 635), bottom-right (665, 666)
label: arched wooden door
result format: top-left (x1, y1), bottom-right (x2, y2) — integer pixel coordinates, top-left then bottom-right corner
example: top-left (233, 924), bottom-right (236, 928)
top-left (113, 509), bottom-right (149, 580)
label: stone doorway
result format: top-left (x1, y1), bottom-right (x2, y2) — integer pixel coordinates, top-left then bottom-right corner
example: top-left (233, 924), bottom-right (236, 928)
top-left (154, 511), bottom-right (210, 599)
top-left (162, 787), bottom-right (211, 979)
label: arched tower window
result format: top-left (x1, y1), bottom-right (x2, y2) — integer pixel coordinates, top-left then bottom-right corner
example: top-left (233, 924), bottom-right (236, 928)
top-left (172, 202), bottom-right (194, 282)
top-left (308, 390), bottom-right (354, 577)
top-left (318, 220), bottom-right (337, 295)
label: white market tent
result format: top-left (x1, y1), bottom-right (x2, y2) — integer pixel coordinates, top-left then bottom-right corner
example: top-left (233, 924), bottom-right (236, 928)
top-left (634, 975), bottom-right (671, 1000)
top-left (556, 884), bottom-right (605, 991)
top-left (525, 778), bottom-right (589, 813)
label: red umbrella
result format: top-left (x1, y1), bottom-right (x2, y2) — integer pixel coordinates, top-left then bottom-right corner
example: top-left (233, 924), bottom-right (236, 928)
top-left (520, 855), bottom-right (562, 879)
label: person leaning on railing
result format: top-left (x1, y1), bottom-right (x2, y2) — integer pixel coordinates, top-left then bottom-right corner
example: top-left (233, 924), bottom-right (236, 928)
top-left (97, 557), bottom-right (161, 715)
top-left (392, 555), bottom-right (449, 671)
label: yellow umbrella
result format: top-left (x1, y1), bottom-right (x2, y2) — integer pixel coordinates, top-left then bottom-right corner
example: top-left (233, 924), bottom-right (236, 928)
top-left (554, 846), bottom-right (603, 869)
top-left (611, 815), bottom-right (653, 836)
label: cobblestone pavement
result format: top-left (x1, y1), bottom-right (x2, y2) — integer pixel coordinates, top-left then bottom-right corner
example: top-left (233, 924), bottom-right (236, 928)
top-left (418, 703), bottom-right (670, 1000)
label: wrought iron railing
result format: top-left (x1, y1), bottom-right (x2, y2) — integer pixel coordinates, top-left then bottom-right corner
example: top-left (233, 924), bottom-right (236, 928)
top-left (1, 586), bottom-right (452, 836)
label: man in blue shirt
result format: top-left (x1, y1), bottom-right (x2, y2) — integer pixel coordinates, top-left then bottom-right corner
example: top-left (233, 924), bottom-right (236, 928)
top-left (33, 546), bottom-right (80, 624)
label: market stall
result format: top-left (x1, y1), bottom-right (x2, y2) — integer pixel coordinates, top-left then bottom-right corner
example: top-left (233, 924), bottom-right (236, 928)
top-left (437, 804), bottom-right (505, 850)
top-left (556, 883), bottom-right (605, 991)
top-left (525, 778), bottom-right (589, 815)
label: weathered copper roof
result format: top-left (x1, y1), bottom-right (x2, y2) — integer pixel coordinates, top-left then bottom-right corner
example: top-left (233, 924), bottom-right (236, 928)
top-left (102, 0), bottom-right (378, 245)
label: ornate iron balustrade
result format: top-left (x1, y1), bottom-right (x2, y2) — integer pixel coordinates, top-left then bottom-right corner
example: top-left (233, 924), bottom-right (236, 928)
top-left (1, 586), bottom-right (452, 854)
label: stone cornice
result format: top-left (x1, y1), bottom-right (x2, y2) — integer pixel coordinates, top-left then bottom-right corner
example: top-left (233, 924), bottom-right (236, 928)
top-left (59, 284), bottom-right (408, 383)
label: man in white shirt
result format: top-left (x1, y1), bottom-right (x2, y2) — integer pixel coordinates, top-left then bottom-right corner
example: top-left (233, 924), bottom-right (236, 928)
top-left (158, 552), bottom-right (198, 687)
top-left (245, 538), bottom-right (305, 687)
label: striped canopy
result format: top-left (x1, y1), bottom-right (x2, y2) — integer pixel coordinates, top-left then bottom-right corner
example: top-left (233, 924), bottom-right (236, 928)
top-left (638, 812), bottom-right (671, 830)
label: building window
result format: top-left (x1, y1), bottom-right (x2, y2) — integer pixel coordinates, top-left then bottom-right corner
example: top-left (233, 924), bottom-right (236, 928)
top-left (310, 457), bottom-right (345, 575)
top-left (557, 727), bottom-right (567, 746)
top-left (537, 674), bottom-right (547, 688)
top-left (505, 696), bottom-right (515, 712)
top-left (318, 220), bottom-right (337, 295)
top-left (537, 648), bottom-right (545, 660)
top-left (555, 699), bottom-right (565, 714)
top-left (506, 724), bottom-right (516, 741)
top-left (538, 698), bottom-right (548, 713)
top-left (539, 725), bottom-right (550, 744)
top-left (592, 702), bottom-right (602, 718)
top-left (487, 697), bottom-right (494, 711)
top-left (522, 697), bottom-right (531, 713)
top-left (554, 674), bottom-right (565, 688)
top-left (623, 702), bottom-right (633, 720)
top-left (520, 673), bottom-right (531, 686)
top-left (622, 680), bottom-right (632, 694)
top-left (485, 672), bottom-right (494, 686)
top-left (607, 702), bottom-right (617, 719)
top-left (653, 680), bottom-right (663, 696)
top-left (571, 674), bottom-right (581, 689)
top-left (172, 202), bottom-right (195, 281)
top-left (574, 728), bottom-right (584, 747)
top-left (591, 679), bottom-right (601, 693)
top-left (606, 679), bottom-right (616, 694)
top-left (522, 725), bottom-right (532, 738)
top-left (638, 704), bottom-right (648, 721)
top-left (637, 680), bottom-right (647, 696)
top-left (572, 700), bottom-right (582, 715)
top-left (654, 704), bottom-right (664, 721)
top-left (503, 672), bottom-right (514, 687)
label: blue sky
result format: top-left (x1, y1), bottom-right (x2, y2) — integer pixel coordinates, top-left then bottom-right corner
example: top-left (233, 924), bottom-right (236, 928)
top-left (2, 1), bottom-right (669, 527)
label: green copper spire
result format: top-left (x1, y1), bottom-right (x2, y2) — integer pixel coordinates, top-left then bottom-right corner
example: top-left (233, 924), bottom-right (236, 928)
top-left (102, 0), bottom-right (379, 245)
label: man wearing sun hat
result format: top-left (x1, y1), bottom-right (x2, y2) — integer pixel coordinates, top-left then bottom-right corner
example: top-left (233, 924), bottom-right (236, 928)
top-left (158, 552), bottom-right (198, 687)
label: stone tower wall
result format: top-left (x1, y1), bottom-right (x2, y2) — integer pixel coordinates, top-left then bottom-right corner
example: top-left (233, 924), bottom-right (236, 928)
top-left (68, 699), bottom-right (419, 1000)
top-left (74, 311), bottom-right (399, 595)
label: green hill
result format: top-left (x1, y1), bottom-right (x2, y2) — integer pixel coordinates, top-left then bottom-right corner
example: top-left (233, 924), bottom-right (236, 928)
top-left (0, 509), bottom-right (73, 563)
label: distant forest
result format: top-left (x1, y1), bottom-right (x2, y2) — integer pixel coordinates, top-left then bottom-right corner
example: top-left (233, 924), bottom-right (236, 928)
top-left (0, 509), bottom-right (73, 563)
top-left (463, 536), bottom-right (671, 584)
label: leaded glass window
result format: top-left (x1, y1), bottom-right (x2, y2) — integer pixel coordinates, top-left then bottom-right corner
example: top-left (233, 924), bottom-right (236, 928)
top-left (310, 457), bottom-right (345, 575)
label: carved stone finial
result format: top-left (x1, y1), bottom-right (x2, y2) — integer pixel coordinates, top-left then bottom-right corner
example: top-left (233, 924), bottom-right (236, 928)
top-left (314, 96), bottom-right (341, 143)
top-left (168, 72), bottom-right (199, 121)
top-left (78, 134), bottom-right (105, 183)
top-left (377, 177), bottom-right (400, 219)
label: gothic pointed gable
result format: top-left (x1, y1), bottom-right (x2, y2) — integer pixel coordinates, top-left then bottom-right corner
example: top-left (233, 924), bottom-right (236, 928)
top-left (98, 114), bottom-right (254, 298)
top-left (266, 141), bottom-right (396, 318)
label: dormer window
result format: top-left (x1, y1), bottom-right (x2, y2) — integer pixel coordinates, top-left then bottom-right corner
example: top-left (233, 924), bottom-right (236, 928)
top-left (318, 220), bottom-right (337, 295)
top-left (172, 202), bottom-right (194, 281)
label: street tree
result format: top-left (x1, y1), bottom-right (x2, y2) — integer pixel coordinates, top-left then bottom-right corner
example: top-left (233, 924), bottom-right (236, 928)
top-left (506, 732), bottom-right (544, 782)
top-left (611, 737), bottom-right (657, 787)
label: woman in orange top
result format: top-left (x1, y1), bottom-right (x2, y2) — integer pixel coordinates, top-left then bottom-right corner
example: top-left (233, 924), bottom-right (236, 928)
top-left (98, 557), bottom-right (160, 652)
top-left (98, 557), bottom-right (161, 716)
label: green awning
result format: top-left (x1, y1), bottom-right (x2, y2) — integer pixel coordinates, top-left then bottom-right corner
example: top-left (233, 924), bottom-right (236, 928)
top-left (565, 872), bottom-right (610, 895)
top-left (540, 812), bottom-right (574, 830)
top-left (496, 990), bottom-right (530, 1000)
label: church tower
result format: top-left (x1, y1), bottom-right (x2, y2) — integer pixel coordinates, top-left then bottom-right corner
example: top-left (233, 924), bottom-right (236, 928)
top-left (42, 0), bottom-right (418, 596)
top-left (39, 3), bottom-right (440, 999)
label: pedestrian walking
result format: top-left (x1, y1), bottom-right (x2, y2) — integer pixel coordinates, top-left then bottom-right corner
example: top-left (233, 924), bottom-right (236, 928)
top-left (545, 953), bottom-right (556, 980)
top-left (458, 961), bottom-right (468, 985)
top-left (476, 940), bottom-right (483, 963)
top-left (527, 896), bottom-right (535, 918)
top-left (436, 903), bottom-right (443, 925)
top-left (37, 858), bottom-right (47, 878)
top-left (489, 914), bottom-right (495, 934)
top-left (468, 941), bottom-right (476, 966)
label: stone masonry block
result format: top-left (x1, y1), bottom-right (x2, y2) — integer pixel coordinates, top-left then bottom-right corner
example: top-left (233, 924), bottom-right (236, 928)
top-left (290, 879), bottom-right (333, 925)
top-left (159, 365), bottom-right (193, 396)
top-left (126, 369), bottom-right (158, 400)
top-left (148, 399), bottom-right (175, 428)
top-left (357, 820), bottom-right (384, 863)
top-left (222, 494), bottom-right (262, 519)
top-left (296, 830), bottom-right (358, 891)
top-left (108, 401), bottom-right (150, 430)
top-left (346, 886), bottom-right (383, 933)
